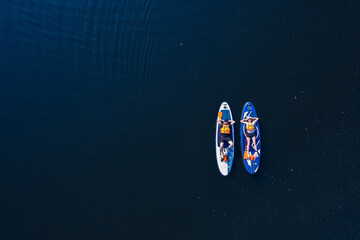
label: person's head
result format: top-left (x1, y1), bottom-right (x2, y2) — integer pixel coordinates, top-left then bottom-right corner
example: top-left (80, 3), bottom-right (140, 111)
top-left (223, 118), bottom-right (229, 123)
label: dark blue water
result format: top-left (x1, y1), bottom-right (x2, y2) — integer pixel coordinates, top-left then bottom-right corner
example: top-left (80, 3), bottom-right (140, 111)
top-left (1, 0), bottom-right (360, 239)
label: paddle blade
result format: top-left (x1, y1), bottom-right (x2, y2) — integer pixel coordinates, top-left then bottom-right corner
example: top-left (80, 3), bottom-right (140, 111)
top-left (218, 111), bottom-right (223, 119)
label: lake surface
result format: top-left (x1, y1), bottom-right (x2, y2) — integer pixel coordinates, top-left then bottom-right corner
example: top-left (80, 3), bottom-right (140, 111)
top-left (1, 0), bottom-right (359, 239)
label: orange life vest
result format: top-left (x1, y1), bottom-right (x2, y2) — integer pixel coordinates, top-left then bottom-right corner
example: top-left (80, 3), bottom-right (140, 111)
top-left (220, 123), bottom-right (230, 134)
top-left (246, 123), bottom-right (255, 133)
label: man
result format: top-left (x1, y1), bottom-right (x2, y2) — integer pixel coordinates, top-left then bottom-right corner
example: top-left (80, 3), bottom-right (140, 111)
top-left (217, 118), bottom-right (235, 161)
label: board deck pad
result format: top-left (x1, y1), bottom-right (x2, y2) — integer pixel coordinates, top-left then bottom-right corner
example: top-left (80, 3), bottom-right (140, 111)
top-left (240, 102), bottom-right (261, 174)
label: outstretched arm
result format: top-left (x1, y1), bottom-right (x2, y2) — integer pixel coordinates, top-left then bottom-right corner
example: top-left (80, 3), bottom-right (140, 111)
top-left (229, 120), bottom-right (236, 125)
top-left (253, 117), bottom-right (259, 124)
top-left (240, 119), bottom-right (247, 124)
top-left (217, 119), bottom-right (223, 124)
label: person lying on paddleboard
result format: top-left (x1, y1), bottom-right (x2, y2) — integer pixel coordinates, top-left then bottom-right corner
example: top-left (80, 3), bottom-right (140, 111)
top-left (217, 118), bottom-right (235, 161)
top-left (240, 116), bottom-right (259, 159)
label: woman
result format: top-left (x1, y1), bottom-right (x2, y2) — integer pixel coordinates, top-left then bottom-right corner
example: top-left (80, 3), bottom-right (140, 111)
top-left (240, 116), bottom-right (259, 159)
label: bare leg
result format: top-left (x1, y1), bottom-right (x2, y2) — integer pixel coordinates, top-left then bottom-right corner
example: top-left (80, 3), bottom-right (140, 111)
top-left (228, 140), bottom-right (233, 149)
top-left (220, 142), bottom-right (224, 159)
top-left (252, 137), bottom-right (258, 157)
top-left (246, 137), bottom-right (251, 158)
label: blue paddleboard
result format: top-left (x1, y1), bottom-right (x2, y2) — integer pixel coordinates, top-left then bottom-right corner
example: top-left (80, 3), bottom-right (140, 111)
top-left (240, 102), bottom-right (261, 174)
top-left (215, 102), bottom-right (235, 176)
